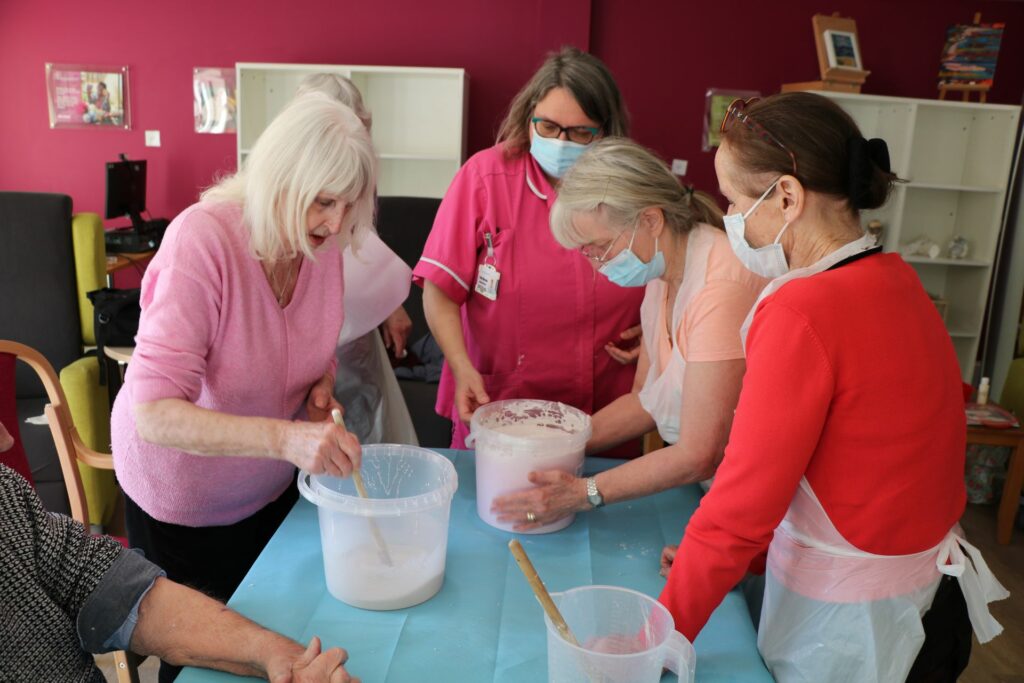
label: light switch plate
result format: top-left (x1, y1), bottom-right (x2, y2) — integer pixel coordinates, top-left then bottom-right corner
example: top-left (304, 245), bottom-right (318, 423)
top-left (671, 158), bottom-right (688, 176)
top-left (145, 130), bottom-right (161, 147)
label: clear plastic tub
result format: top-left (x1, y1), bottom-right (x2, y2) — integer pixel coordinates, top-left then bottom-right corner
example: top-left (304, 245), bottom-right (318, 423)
top-left (546, 585), bottom-right (696, 683)
top-left (468, 399), bottom-right (591, 533)
top-left (297, 444), bottom-right (458, 610)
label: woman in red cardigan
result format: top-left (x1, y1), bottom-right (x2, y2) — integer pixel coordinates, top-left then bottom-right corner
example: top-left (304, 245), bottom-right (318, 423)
top-left (658, 92), bottom-right (1008, 682)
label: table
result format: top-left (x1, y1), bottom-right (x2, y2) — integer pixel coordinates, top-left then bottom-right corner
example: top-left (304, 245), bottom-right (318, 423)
top-left (102, 345), bottom-right (134, 364)
top-left (104, 250), bottom-right (155, 287)
top-left (966, 424), bottom-right (1024, 544)
top-left (178, 451), bottom-right (773, 682)
top-left (105, 250), bottom-right (155, 274)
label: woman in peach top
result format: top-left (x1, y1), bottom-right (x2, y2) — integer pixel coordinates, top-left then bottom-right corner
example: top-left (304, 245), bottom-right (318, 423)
top-left (492, 138), bottom-right (767, 530)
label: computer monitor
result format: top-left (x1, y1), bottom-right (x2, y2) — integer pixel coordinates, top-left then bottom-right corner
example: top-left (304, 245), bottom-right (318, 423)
top-left (105, 155), bottom-right (147, 231)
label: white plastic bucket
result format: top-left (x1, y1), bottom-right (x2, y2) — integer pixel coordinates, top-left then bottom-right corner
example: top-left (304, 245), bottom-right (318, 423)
top-left (546, 586), bottom-right (696, 683)
top-left (468, 399), bottom-right (591, 533)
top-left (297, 444), bottom-right (458, 610)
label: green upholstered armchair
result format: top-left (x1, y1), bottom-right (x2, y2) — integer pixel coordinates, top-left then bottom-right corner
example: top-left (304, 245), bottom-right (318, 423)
top-left (64, 211), bottom-right (118, 527)
top-left (0, 192), bottom-right (117, 528)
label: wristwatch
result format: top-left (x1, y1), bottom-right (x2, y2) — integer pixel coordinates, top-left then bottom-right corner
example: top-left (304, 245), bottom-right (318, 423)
top-left (586, 476), bottom-right (605, 509)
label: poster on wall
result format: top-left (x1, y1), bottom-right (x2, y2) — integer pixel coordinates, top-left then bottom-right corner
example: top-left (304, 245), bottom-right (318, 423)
top-left (193, 67), bottom-right (237, 134)
top-left (46, 63), bottom-right (130, 129)
top-left (703, 88), bottom-right (759, 152)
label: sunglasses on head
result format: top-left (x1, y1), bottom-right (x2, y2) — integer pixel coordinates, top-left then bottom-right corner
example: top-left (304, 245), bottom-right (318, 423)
top-left (720, 98), bottom-right (798, 177)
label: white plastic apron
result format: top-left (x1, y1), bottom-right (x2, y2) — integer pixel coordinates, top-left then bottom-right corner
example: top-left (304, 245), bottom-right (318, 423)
top-left (746, 235), bottom-right (1009, 681)
top-left (759, 478), bottom-right (1009, 682)
top-left (638, 226), bottom-right (714, 444)
top-left (338, 231), bottom-right (413, 345)
top-left (335, 231), bottom-right (418, 444)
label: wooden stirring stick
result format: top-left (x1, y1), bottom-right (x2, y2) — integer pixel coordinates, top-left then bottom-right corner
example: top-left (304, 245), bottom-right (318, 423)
top-left (332, 409), bottom-right (393, 567)
top-left (508, 539), bottom-right (580, 646)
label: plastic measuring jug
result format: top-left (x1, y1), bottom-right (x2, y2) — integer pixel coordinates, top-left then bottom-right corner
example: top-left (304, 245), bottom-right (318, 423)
top-left (545, 585), bottom-right (696, 683)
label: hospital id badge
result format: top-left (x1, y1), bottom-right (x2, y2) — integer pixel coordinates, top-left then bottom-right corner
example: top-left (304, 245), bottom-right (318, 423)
top-left (475, 263), bottom-right (501, 300)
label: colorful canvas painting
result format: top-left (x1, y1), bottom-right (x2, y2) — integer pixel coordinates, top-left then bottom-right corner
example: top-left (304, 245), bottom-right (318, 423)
top-left (939, 22), bottom-right (1004, 86)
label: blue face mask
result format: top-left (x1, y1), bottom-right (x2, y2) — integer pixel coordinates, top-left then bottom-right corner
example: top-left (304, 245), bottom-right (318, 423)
top-left (599, 228), bottom-right (665, 288)
top-left (530, 134), bottom-right (589, 178)
top-left (723, 179), bottom-right (791, 279)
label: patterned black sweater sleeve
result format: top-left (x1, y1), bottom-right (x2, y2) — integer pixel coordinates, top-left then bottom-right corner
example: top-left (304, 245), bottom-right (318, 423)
top-left (0, 466), bottom-right (129, 681)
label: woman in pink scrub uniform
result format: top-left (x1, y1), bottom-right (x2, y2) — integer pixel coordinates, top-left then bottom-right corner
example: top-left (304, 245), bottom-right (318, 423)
top-left (413, 47), bottom-right (643, 451)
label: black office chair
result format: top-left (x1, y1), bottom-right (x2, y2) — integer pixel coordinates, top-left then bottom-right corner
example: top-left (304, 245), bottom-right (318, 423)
top-left (376, 196), bottom-right (452, 447)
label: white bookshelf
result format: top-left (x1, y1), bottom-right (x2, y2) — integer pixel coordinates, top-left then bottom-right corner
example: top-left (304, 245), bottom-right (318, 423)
top-left (818, 92), bottom-right (1020, 381)
top-left (236, 63), bottom-right (468, 198)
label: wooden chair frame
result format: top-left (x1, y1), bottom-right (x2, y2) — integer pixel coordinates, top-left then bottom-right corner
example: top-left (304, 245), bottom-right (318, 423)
top-left (0, 339), bottom-right (142, 683)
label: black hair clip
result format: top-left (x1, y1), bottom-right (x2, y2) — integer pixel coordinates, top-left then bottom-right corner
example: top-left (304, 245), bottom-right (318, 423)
top-left (847, 136), bottom-right (891, 209)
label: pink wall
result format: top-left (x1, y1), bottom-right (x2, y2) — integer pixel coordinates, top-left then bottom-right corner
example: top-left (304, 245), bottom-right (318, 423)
top-left (0, 0), bottom-right (591, 227)
top-left (2, 0), bottom-right (1022, 233)
top-left (594, 0), bottom-right (1024, 195)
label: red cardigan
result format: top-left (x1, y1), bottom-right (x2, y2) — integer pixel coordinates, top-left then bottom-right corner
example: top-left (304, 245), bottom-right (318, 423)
top-left (659, 253), bottom-right (966, 640)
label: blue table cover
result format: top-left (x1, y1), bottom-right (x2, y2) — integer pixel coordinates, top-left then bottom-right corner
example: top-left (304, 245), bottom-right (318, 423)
top-left (179, 450), bottom-right (772, 682)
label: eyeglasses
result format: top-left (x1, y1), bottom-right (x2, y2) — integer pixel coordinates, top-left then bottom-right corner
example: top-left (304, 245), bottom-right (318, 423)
top-left (579, 227), bottom-right (633, 264)
top-left (720, 98), bottom-right (798, 177)
top-left (532, 117), bottom-right (601, 145)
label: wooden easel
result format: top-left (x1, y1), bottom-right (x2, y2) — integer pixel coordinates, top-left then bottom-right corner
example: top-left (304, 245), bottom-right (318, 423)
top-left (937, 12), bottom-right (991, 103)
top-left (782, 13), bottom-right (870, 94)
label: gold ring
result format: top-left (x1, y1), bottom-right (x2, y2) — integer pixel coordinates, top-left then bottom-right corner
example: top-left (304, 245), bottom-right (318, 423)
top-left (526, 511), bottom-right (537, 523)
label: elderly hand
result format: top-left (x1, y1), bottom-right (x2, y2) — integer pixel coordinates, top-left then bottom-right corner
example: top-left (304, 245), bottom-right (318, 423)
top-left (267, 636), bottom-right (359, 683)
top-left (605, 324), bottom-right (642, 365)
top-left (279, 420), bottom-right (361, 478)
top-left (381, 306), bottom-right (413, 359)
top-left (491, 470), bottom-right (590, 531)
top-left (306, 373), bottom-right (343, 423)
top-left (659, 545), bottom-right (678, 578)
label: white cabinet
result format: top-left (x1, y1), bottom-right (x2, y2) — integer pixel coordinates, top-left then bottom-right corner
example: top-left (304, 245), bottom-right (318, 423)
top-left (818, 92), bottom-right (1020, 381)
top-left (236, 63), bottom-right (468, 198)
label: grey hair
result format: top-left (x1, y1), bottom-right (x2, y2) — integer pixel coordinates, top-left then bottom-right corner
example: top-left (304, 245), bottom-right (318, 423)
top-left (550, 137), bottom-right (723, 249)
top-left (295, 73), bottom-right (372, 131)
top-left (201, 92), bottom-right (377, 261)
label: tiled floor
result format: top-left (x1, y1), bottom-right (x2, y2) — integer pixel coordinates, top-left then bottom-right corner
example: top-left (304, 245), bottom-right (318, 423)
top-left (94, 502), bottom-right (1023, 682)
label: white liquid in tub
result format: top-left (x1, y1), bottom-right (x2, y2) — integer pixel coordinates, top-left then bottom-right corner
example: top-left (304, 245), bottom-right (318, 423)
top-left (475, 422), bottom-right (585, 533)
top-left (326, 542), bottom-right (446, 610)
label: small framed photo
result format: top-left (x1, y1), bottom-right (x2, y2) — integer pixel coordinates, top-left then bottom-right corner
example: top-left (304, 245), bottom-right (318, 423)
top-left (193, 67), bottom-right (237, 134)
top-left (46, 63), bottom-right (130, 129)
top-left (824, 30), bottom-right (862, 70)
top-left (703, 88), bottom-right (760, 151)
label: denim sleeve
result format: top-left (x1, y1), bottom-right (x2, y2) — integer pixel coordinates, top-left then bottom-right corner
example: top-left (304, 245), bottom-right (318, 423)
top-left (77, 548), bottom-right (165, 653)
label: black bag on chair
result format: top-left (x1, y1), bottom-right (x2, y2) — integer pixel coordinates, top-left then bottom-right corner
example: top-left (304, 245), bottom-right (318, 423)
top-left (86, 287), bottom-right (141, 386)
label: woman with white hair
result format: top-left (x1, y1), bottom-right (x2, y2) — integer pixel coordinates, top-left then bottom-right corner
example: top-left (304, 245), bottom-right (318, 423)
top-left (111, 92), bottom-right (375, 682)
top-left (296, 73), bottom-right (417, 444)
top-left (491, 138), bottom-right (766, 529)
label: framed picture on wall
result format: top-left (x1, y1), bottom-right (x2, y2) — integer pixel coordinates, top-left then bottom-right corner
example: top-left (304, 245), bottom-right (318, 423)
top-left (703, 88), bottom-right (760, 151)
top-left (45, 63), bottom-right (131, 129)
top-left (824, 29), bottom-right (863, 70)
top-left (193, 67), bottom-right (237, 134)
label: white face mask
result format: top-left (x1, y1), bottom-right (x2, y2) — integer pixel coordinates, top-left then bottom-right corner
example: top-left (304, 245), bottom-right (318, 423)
top-left (723, 179), bottom-right (791, 279)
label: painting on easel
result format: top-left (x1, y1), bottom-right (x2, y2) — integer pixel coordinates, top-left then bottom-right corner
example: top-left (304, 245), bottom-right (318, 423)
top-left (938, 16), bottom-right (1004, 101)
